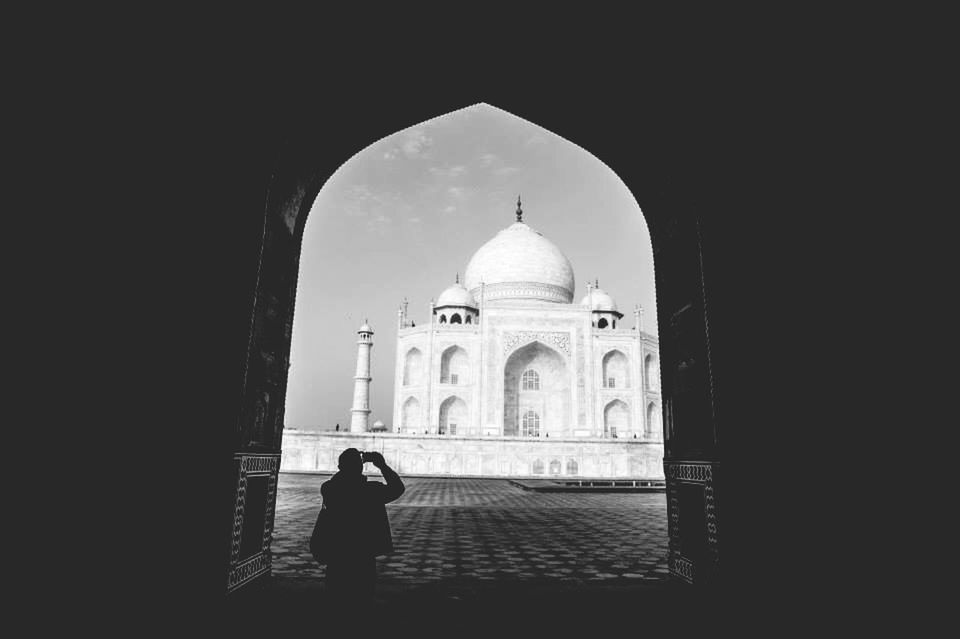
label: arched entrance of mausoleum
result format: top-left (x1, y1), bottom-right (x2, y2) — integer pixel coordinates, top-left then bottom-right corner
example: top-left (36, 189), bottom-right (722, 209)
top-left (503, 341), bottom-right (570, 438)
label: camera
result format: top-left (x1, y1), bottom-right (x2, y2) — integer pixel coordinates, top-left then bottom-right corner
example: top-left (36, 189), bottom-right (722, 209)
top-left (360, 451), bottom-right (373, 463)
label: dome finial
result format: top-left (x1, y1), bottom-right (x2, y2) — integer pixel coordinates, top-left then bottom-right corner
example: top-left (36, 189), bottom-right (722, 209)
top-left (595, 277), bottom-right (599, 288)
top-left (455, 272), bottom-right (459, 284)
top-left (516, 195), bottom-right (523, 222)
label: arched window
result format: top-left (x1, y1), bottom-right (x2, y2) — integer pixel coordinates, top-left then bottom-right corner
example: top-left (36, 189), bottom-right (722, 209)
top-left (439, 396), bottom-right (467, 436)
top-left (402, 347), bottom-right (423, 386)
top-left (604, 399), bottom-right (629, 438)
top-left (645, 354), bottom-right (659, 391)
top-left (451, 313), bottom-right (462, 324)
top-left (549, 459), bottom-right (561, 475)
top-left (566, 459), bottom-right (578, 475)
top-left (602, 350), bottom-right (630, 389)
top-left (646, 402), bottom-right (660, 437)
top-left (521, 369), bottom-right (540, 390)
top-left (522, 410), bottom-right (540, 437)
top-left (440, 345), bottom-right (468, 384)
top-left (465, 315), bottom-right (472, 324)
top-left (532, 459), bottom-right (545, 474)
top-left (439, 314), bottom-right (447, 324)
top-left (402, 397), bottom-right (421, 434)
top-left (597, 317), bottom-right (608, 329)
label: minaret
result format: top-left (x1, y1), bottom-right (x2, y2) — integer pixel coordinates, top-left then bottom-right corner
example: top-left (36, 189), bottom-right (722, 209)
top-left (350, 320), bottom-right (374, 433)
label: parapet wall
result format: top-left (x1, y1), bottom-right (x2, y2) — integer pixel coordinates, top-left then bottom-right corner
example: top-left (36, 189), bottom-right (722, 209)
top-left (280, 429), bottom-right (664, 479)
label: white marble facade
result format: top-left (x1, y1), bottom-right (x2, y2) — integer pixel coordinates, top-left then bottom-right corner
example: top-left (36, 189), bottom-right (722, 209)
top-left (393, 302), bottom-right (662, 442)
top-left (392, 211), bottom-right (662, 449)
top-left (282, 205), bottom-right (664, 479)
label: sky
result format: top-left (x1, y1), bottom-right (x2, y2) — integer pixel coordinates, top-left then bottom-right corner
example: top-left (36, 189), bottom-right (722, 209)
top-left (284, 104), bottom-right (657, 431)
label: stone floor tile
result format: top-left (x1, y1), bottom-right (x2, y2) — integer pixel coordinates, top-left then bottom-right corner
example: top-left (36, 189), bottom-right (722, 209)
top-left (271, 474), bottom-right (670, 586)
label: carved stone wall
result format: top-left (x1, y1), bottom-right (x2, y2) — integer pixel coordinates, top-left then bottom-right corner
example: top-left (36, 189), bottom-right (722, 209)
top-left (280, 430), bottom-right (665, 479)
top-left (502, 330), bottom-right (571, 356)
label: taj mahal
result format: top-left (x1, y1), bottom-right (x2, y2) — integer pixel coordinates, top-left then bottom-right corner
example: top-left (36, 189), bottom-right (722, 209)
top-left (281, 199), bottom-right (664, 479)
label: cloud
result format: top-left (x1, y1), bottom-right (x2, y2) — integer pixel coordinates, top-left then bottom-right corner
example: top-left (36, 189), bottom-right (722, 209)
top-left (341, 185), bottom-right (414, 229)
top-left (342, 184), bottom-right (379, 216)
top-left (365, 213), bottom-right (393, 234)
top-left (479, 152), bottom-right (521, 178)
top-left (346, 184), bottom-right (375, 200)
top-left (523, 132), bottom-right (549, 147)
top-left (442, 205), bottom-right (457, 214)
top-left (447, 186), bottom-right (473, 199)
top-left (428, 165), bottom-right (467, 178)
top-left (408, 216), bottom-right (422, 223)
top-left (400, 128), bottom-right (432, 158)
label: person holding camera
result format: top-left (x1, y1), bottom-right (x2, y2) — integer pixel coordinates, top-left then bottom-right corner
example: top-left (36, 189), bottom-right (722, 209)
top-left (319, 447), bottom-right (405, 607)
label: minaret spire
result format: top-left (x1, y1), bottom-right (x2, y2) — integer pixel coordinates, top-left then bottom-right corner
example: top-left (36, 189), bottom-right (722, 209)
top-left (350, 321), bottom-right (374, 433)
top-left (516, 195), bottom-right (523, 222)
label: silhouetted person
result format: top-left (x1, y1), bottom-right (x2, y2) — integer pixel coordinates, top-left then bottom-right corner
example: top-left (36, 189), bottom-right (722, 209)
top-left (335, 423), bottom-right (340, 432)
top-left (320, 448), bottom-right (404, 612)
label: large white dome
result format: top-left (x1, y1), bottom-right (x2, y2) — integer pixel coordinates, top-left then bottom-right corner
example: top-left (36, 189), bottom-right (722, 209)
top-left (463, 222), bottom-right (575, 304)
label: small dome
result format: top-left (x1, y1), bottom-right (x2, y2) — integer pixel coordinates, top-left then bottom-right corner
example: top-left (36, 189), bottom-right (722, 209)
top-left (436, 281), bottom-right (477, 308)
top-left (373, 419), bottom-right (385, 427)
top-left (358, 321), bottom-right (373, 333)
top-left (581, 287), bottom-right (617, 312)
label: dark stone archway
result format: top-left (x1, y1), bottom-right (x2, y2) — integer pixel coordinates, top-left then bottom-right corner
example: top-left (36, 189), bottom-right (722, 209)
top-left (203, 89), bottom-right (733, 602)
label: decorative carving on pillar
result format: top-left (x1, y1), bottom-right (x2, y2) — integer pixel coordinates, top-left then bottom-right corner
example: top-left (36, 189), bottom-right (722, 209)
top-left (227, 453), bottom-right (280, 593)
top-left (668, 462), bottom-right (713, 482)
top-left (665, 460), bottom-right (719, 585)
top-left (705, 482), bottom-right (718, 558)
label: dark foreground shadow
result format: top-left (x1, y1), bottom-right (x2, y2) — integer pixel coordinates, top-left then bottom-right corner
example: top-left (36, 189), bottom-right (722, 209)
top-left (217, 575), bottom-right (728, 634)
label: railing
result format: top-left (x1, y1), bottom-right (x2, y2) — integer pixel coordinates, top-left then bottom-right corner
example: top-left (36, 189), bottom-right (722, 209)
top-left (562, 479), bottom-right (666, 488)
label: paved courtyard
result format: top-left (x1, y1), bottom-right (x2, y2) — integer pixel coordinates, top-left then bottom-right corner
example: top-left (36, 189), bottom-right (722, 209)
top-left (270, 473), bottom-right (669, 589)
